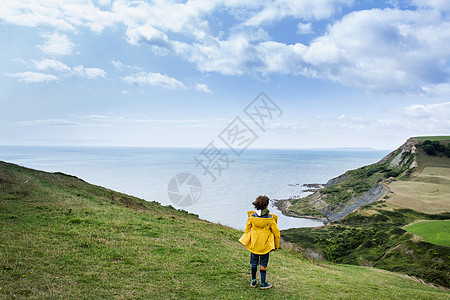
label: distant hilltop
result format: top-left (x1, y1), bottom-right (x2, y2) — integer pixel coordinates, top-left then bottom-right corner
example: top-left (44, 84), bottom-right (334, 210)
top-left (275, 136), bottom-right (450, 223)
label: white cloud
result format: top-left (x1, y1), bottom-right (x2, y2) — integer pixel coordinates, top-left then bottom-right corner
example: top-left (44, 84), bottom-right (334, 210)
top-left (174, 34), bottom-right (261, 76)
top-left (298, 8), bottom-right (450, 93)
top-left (7, 71), bottom-right (58, 83)
top-left (297, 22), bottom-right (313, 34)
top-left (168, 7), bottom-right (450, 94)
top-left (421, 83), bottom-right (450, 96)
top-left (84, 114), bottom-right (229, 129)
top-left (256, 41), bottom-right (306, 75)
top-left (73, 65), bottom-right (106, 79)
top-left (0, 0), bottom-right (114, 32)
top-left (2, 1), bottom-right (450, 95)
top-left (37, 32), bottom-right (74, 56)
top-left (125, 25), bottom-right (174, 56)
top-left (8, 61), bottom-right (105, 82)
top-left (195, 83), bottom-right (212, 93)
top-left (412, 0), bottom-right (450, 11)
top-left (404, 102), bottom-right (450, 119)
top-left (33, 59), bottom-right (71, 72)
top-left (126, 25), bottom-right (171, 47)
top-left (123, 72), bottom-right (186, 90)
top-left (110, 60), bottom-right (142, 72)
top-left (245, 0), bottom-right (354, 26)
top-left (111, 60), bottom-right (123, 71)
top-left (16, 119), bottom-right (80, 126)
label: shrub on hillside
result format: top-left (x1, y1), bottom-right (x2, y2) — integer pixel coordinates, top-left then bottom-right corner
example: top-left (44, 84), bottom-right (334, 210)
top-left (423, 144), bottom-right (436, 156)
top-left (421, 139), bottom-right (450, 157)
top-left (385, 170), bottom-right (399, 178)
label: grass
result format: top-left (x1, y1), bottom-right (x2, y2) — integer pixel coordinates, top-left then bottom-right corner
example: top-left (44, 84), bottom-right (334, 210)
top-left (1, 161), bottom-right (449, 299)
top-left (404, 220), bottom-right (450, 247)
top-left (282, 137), bottom-right (450, 290)
top-left (387, 167), bottom-right (450, 214)
top-left (282, 203), bottom-right (450, 288)
top-left (417, 150), bottom-right (450, 169)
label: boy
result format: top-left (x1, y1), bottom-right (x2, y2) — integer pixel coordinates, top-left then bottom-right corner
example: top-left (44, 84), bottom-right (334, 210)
top-left (239, 195), bottom-right (280, 289)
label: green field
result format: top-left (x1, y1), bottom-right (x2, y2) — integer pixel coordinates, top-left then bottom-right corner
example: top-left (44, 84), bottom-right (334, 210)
top-left (405, 220), bottom-right (450, 247)
top-left (1, 161), bottom-right (449, 299)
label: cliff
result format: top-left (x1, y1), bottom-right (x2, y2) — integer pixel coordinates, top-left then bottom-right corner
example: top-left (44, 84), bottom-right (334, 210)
top-left (276, 137), bottom-right (446, 223)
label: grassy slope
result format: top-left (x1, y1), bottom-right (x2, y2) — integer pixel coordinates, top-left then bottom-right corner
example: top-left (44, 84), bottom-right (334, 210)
top-left (282, 143), bottom-right (450, 289)
top-left (387, 166), bottom-right (450, 214)
top-left (282, 203), bottom-right (450, 288)
top-left (385, 144), bottom-right (450, 214)
top-left (0, 162), bottom-right (448, 299)
top-left (404, 220), bottom-right (450, 247)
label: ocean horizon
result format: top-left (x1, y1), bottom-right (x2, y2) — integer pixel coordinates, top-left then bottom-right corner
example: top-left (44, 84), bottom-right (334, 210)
top-left (0, 145), bottom-right (390, 230)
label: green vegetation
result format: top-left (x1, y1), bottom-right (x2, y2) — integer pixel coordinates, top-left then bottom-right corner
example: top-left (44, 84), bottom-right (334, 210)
top-left (418, 140), bottom-right (450, 158)
top-left (1, 162), bottom-right (449, 299)
top-left (288, 197), bottom-right (326, 217)
top-left (284, 137), bottom-right (450, 289)
top-left (405, 220), bottom-right (450, 247)
top-left (319, 163), bottom-right (389, 207)
top-left (290, 159), bottom-right (399, 216)
top-left (415, 136), bottom-right (450, 142)
top-left (282, 203), bottom-right (450, 288)
top-left (289, 136), bottom-right (450, 219)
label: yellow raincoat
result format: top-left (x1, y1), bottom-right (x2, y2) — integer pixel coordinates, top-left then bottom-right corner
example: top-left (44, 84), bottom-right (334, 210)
top-left (239, 211), bottom-right (280, 255)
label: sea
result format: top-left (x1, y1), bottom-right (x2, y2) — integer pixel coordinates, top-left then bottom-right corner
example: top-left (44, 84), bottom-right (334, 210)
top-left (0, 146), bottom-right (389, 230)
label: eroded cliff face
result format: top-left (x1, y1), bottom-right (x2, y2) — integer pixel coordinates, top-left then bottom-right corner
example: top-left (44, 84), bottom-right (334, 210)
top-left (381, 137), bottom-right (420, 171)
top-left (324, 183), bottom-right (389, 222)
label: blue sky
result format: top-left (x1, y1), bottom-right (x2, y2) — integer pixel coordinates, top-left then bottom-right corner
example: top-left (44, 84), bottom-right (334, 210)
top-left (1, 0), bottom-right (449, 150)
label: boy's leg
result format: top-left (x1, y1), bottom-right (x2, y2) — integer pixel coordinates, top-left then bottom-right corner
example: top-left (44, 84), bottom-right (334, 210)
top-left (260, 253), bottom-right (269, 281)
top-left (251, 265), bottom-right (258, 280)
top-left (260, 267), bottom-right (267, 284)
top-left (250, 253), bottom-right (259, 286)
top-left (259, 253), bottom-right (272, 289)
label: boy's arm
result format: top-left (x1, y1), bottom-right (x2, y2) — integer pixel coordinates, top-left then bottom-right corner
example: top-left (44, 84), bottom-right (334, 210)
top-left (243, 218), bottom-right (252, 234)
top-left (271, 221), bottom-right (281, 249)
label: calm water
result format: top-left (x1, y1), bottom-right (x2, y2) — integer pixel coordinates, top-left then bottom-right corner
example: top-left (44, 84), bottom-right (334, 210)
top-left (0, 146), bottom-right (389, 230)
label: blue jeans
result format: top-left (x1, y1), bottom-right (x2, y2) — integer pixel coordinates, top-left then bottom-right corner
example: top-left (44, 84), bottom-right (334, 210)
top-left (250, 252), bottom-right (270, 267)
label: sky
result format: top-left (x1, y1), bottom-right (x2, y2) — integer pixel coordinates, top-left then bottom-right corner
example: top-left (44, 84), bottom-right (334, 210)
top-left (1, 0), bottom-right (450, 150)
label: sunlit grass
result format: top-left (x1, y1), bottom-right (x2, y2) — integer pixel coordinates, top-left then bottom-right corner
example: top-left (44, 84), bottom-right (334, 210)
top-left (405, 220), bottom-right (450, 247)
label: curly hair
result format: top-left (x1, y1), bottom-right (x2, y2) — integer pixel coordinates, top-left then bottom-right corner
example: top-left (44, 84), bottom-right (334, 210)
top-left (252, 195), bottom-right (270, 210)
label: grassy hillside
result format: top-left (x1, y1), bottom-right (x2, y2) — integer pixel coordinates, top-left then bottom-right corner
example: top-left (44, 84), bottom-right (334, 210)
top-left (387, 165), bottom-right (450, 214)
top-left (281, 137), bottom-right (450, 289)
top-left (404, 220), bottom-right (450, 247)
top-left (282, 203), bottom-right (450, 288)
top-left (1, 161), bottom-right (449, 299)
